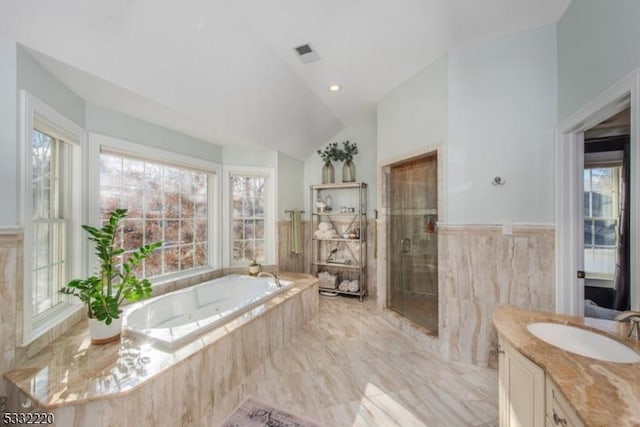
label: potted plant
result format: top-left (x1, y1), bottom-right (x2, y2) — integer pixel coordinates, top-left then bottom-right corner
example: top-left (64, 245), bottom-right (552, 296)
top-left (60, 208), bottom-right (162, 344)
top-left (248, 258), bottom-right (261, 276)
top-left (340, 140), bottom-right (358, 182)
top-left (317, 142), bottom-right (341, 184)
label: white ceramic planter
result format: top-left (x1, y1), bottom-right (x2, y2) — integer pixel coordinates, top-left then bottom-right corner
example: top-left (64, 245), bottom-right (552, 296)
top-left (88, 317), bottom-right (122, 344)
top-left (248, 264), bottom-right (260, 276)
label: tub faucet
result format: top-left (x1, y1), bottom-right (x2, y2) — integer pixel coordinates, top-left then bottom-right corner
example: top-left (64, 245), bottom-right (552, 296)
top-left (257, 271), bottom-right (281, 287)
top-left (614, 311), bottom-right (640, 340)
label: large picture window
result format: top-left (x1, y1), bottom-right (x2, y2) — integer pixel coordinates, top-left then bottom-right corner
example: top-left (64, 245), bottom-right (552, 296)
top-left (99, 153), bottom-right (210, 277)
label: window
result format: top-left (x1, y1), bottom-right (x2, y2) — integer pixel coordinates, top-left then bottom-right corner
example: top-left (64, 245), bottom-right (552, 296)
top-left (90, 133), bottom-right (219, 279)
top-left (99, 153), bottom-right (210, 277)
top-left (223, 167), bottom-right (275, 267)
top-left (21, 91), bottom-right (84, 343)
top-left (583, 165), bottom-right (622, 280)
top-left (31, 129), bottom-right (69, 318)
top-left (231, 175), bottom-right (266, 263)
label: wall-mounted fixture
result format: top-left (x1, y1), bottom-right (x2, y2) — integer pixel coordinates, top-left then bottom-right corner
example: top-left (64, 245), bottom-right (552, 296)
top-left (328, 84), bottom-right (342, 92)
top-left (491, 176), bottom-right (506, 185)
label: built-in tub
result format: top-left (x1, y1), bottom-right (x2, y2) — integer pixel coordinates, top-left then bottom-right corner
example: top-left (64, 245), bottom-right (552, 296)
top-left (123, 274), bottom-right (292, 349)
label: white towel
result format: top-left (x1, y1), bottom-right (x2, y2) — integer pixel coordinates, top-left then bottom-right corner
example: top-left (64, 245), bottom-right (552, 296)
top-left (338, 280), bottom-right (349, 292)
top-left (348, 280), bottom-right (359, 292)
top-left (318, 222), bottom-right (331, 232)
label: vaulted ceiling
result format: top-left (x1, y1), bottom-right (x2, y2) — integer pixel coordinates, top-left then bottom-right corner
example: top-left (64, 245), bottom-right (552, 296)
top-left (0, 0), bottom-right (571, 160)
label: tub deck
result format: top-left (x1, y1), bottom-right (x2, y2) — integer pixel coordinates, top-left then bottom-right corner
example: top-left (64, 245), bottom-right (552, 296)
top-left (3, 272), bottom-right (318, 426)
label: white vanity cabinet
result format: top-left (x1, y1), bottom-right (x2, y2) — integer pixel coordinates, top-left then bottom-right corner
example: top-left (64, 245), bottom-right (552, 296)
top-left (498, 337), bottom-right (546, 427)
top-left (545, 380), bottom-right (584, 427)
top-left (498, 336), bottom-right (584, 427)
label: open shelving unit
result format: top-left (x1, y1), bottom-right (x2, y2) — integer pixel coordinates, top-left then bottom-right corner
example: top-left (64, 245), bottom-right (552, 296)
top-left (310, 182), bottom-right (367, 301)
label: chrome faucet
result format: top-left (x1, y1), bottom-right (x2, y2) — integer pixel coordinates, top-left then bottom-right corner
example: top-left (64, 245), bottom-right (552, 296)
top-left (257, 271), bottom-right (281, 287)
top-left (614, 311), bottom-right (640, 340)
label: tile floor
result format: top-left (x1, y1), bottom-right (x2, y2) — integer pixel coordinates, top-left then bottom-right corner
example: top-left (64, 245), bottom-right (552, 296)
top-left (223, 295), bottom-right (498, 426)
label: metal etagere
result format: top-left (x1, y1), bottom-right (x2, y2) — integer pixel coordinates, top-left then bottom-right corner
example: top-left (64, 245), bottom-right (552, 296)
top-left (310, 182), bottom-right (367, 301)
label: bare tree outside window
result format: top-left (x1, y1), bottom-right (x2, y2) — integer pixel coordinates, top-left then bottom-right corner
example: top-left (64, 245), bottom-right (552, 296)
top-left (100, 154), bottom-right (209, 277)
top-left (231, 175), bottom-right (266, 263)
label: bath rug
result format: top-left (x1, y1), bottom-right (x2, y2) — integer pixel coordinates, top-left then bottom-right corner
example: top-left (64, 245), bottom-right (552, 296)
top-left (221, 396), bottom-right (323, 427)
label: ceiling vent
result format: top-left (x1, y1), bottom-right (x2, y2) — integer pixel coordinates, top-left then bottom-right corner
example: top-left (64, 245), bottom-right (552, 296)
top-left (293, 43), bottom-right (320, 64)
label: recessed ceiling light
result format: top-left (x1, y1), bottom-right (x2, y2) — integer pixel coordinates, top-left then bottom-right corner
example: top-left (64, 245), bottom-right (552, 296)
top-left (328, 84), bottom-right (342, 92)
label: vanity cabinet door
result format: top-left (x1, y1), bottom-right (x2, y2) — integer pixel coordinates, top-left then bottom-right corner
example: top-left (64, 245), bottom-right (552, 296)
top-left (499, 337), bottom-right (546, 427)
top-left (546, 380), bottom-right (584, 427)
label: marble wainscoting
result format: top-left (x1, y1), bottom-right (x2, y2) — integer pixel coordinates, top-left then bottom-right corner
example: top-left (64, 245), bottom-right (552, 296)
top-left (438, 224), bottom-right (555, 368)
top-left (277, 220), bottom-right (378, 300)
top-left (4, 273), bottom-right (318, 427)
top-left (0, 228), bottom-right (21, 397)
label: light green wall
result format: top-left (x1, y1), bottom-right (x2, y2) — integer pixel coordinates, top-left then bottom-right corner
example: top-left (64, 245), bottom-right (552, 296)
top-left (447, 25), bottom-right (557, 224)
top-left (557, 0), bottom-right (640, 121)
top-left (0, 40), bottom-right (17, 225)
top-left (86, 104), bottom-right (222, 163)
top-left (222, 146), bottom-right (277, 167)
top-left (17, 46), bottom-right (85, 127)
top-left (377, 55), bottom-right (448, 163)
top-left (277, 152), bottom-right (304, 220)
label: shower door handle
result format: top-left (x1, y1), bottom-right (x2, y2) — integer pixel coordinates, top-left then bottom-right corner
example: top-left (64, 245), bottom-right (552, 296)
top-left (401, 238), bottom-right (411, 253)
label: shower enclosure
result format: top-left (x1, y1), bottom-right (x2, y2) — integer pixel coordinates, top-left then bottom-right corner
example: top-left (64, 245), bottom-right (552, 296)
top-left (386, 153), bottom-right (438, 333)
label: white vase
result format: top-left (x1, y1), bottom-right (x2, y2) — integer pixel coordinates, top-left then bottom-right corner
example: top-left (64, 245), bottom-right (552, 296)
top-left (248, 264), bottom-right (260, 276)
top-left (88, 317), bottom-right (122, 344)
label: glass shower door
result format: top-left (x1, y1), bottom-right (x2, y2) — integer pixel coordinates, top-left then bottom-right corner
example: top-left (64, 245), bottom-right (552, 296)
top-left (386, 154), bottom-right (438, 333)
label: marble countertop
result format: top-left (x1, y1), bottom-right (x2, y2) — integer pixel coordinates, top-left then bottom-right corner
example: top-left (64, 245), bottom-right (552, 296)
top-left (3, 272), bottom-right (317, 410)
top-left (493, 306), bottom-right (640, 426)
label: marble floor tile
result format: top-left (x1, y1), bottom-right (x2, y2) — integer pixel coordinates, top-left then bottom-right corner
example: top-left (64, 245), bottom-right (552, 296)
top-left (227, 296), bottom-right (498, 427)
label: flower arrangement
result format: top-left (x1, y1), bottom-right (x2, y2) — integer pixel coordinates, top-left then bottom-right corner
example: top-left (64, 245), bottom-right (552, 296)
top-left (317, 141), bottom-right (359, 163)
top-left (317, 142), bottom-right (341, 165)
top-left (341, 141), bottom-right (358, 162)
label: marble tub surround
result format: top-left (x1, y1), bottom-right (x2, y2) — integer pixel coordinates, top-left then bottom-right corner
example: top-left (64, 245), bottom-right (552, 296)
top-left (493, 306), bottom-right (640, 426)
top-left (438, 224), bottom-right (555, 367)
top-left (3, 273), bottom-right (318, 426)
top-left (0, 228), bottom-right (22, 397)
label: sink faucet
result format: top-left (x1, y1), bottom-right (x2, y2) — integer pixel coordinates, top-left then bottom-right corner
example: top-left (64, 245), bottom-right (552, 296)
top-left (257, 271), bottom-right (281, 287)
top-left (614, 311), bottom-right (640, 340)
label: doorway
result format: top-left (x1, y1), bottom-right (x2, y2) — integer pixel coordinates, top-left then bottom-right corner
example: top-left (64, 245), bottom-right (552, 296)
top-left (386, 153), bottom-right (438, 333)
top-left (582, 108), bottom-right (631, 315)
top-left (556, 73), bottom-right (640, 315)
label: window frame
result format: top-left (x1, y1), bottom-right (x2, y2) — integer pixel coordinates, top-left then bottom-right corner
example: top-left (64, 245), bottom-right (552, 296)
top-left (20, 91), bottom-right (85, 345)
top-left (88, 133), bottom-right (221, 281)
top-left (222, 165), bottom-right (276, 267)
top-left (583, 152), bottom-right (624, 282)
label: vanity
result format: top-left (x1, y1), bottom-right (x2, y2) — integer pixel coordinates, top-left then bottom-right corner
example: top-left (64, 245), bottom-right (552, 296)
top-left (493, 306), bottom-right (640, 427)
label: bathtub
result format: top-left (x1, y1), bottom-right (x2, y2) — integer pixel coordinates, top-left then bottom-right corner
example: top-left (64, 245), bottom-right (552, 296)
top-left (123, 274), bottom-right (293, 349)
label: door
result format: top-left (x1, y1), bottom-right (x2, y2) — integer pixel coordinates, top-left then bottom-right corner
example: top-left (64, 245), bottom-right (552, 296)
top-left (386, 154), bottom-right (438, 332)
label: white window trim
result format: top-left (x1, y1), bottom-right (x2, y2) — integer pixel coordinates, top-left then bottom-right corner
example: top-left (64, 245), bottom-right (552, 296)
top-left (222, 165), bottom-right (276, 267)
top-left (20, 91), bottom-right (85, 345)
top-left (87, 132), bottom-right (222, 279)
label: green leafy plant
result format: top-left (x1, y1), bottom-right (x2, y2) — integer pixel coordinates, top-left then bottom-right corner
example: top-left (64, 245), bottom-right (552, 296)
top-left (317, 142), bottom-right (341, 165)
top-left (340, 140), bottom-right (359, 162)
top-left (60, 208), bottom-right (162, 325)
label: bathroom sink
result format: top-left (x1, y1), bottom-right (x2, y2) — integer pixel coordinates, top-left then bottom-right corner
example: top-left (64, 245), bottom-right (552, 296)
top-left (527, 322), bottom-right (640, 363)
